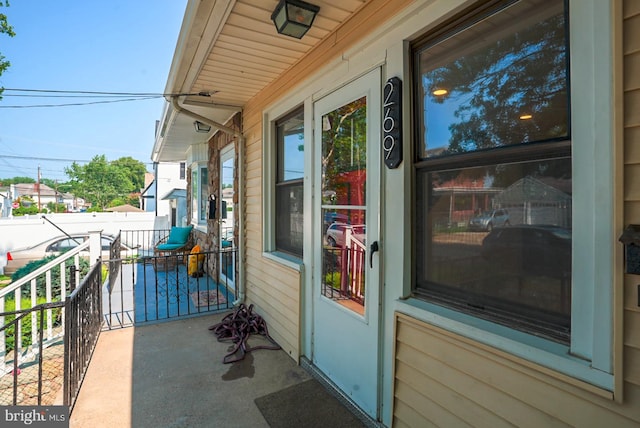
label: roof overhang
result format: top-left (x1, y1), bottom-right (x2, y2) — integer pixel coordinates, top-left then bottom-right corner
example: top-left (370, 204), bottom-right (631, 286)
top-left (161, 188), bottom-right (187, 200)
top-left (152, 0), bottom-right (369, 163)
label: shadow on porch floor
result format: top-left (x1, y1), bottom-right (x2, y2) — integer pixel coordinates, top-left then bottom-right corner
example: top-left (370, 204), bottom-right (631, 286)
top-left (70, 312), bottom-right (368, 428)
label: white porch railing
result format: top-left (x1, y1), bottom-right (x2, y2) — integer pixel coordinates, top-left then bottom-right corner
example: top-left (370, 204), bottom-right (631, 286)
top-left (0, 238), bottom-right (94, 376)
top-left (343, 229), bottom-right (366, 302)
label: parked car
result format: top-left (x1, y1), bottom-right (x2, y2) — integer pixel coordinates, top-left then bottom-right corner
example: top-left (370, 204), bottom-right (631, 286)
top-left (323, 212), bottom-right (349, 231)
top-left (325, 223), bottom-right (366, 247)
top-left (4, 234), bottom-right (137, 275)
top-left (480, 225), bottom-right (571, 278)
top-left (468, 209), bottom-right (510, 231)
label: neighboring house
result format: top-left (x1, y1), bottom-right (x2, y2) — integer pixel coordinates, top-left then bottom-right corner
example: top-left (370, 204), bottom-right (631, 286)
top-left (431, 176), bottom-right (503, 226)
top-left (142, 163), bottom-right (188, 227)
top-left (494, 176), bottom-right (572, 227)
top-left (151, 1), bottom-right (639, 426)
top-left (60, 192), bottom-right (79, 212)
top-left (9, 183), bottom-right (84, 213)
top-left (140, 173), bottom-right (155, 213)
top-left (12, 183), bottom-right (61, 211)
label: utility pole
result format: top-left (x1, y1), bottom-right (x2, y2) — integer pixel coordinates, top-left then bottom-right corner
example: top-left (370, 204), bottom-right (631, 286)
top-left (55, 179), bottom-right (59, 212)
top-left (37, 164), bottom-right (42, 212)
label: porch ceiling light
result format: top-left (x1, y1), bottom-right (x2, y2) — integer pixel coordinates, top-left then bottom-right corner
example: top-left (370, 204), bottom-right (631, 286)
top-left (271, 0), bottom-right (320, 39)
top-left (432, 88), bottom-right (448, 96)
top-left (519, 114), bottom-right (533, 120)
top-left (194, 120), bottom-right (212, 133)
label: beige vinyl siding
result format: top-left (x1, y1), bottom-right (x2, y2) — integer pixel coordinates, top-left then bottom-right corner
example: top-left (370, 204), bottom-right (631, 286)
top-left (232, 0), bottom-right (412, 362)
top-left (393, 314), bottom-right (640, 427)
top-left (242, 105), bottom-right (303, 359)
top-left (623, 0), bottom-right (640, 395)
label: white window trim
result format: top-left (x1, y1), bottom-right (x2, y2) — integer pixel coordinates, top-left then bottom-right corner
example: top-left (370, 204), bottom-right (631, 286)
top-left (399, 0), bottom-right (617, 392)
top-left (190, 162), bottom-right (208, 232)
top-left (262, 97), bottom-right (311, 266)
top-left (219, 144), bottom-right (235, 240)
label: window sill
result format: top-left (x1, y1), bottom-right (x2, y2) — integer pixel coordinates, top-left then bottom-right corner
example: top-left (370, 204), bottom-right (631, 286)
top-left (262, 251), bottom-right (303, 271)
top-left (395, 297), bottom-right (614, 396)
top-left (191, 223), bottom-right (207, 234)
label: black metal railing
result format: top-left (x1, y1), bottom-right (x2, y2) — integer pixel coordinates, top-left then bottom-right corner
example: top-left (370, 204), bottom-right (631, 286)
top-left (108, 231), bottom-right (122, 293)
top-left (0, 302), bottom-right (65, 406)
top-left (0, 262), bottom-right (102, 408)
top-left (63, 262), bottom-right (103, 410)
top-left (0, 229), bottom-right (238, 409)
top-left (119, 229), bottom-right (171, 257)
top-left (103, 241), bottom-right (236, 329)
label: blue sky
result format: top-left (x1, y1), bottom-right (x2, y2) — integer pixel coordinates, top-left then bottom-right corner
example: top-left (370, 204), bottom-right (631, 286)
top-left (0, 0), bottom-right (187, 182)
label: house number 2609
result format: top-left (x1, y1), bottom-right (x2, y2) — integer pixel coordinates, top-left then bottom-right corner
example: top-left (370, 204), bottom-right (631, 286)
top-left (383, 77), bottom-right (402, 169)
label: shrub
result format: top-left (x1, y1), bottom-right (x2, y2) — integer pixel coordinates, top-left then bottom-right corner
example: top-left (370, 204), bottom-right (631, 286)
top-left (324, 272), bottom-right (341, 289)
top-left (2, 296), bottom-right (61, 353)
top-left (11, 255), bottom-right (90, 299)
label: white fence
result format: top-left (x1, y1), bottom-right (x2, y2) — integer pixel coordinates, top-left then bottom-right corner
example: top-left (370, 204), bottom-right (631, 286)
top-left (0, 212), bottom-right (167, 274)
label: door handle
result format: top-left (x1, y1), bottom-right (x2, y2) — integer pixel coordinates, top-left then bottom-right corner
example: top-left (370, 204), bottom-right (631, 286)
top-left (369, 241), bottom-right (379, 268)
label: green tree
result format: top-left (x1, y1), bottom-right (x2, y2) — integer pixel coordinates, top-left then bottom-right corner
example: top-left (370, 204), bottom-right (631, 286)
top-left (108, 197), bottom-right (127, 208)
top-left (0, 176), bottom-right (36, 185)
top-left (65, 155), bottom-right (134, 210)
top-left (46, 201), bottom-right (66, 213)
top-left (0, 1), bottom-right (15, 100)
top-left (111, 156), bottom-right (147, 191)
top-left (107, 195), bottom-right (140, 209)
top-left (40, 177), bottom-right (72, 194)
top-left (12, 195), bottom-right (39, 216)
top-left (423, 12), bottom-right (568, 155)
top-left (321, 97), bottom-right (367, 205)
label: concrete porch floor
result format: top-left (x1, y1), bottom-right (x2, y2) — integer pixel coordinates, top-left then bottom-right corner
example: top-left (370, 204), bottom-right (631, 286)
top-left (70, 312), bottom-right (323, 427)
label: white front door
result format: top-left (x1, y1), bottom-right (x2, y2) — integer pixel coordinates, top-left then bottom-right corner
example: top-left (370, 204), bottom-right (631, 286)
top-left (312, 68), bottom-right (381, 418)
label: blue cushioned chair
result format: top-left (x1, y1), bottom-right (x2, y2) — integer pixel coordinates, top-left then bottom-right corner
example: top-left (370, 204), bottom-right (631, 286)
top-left (154, 226), bottom-right (194, 266)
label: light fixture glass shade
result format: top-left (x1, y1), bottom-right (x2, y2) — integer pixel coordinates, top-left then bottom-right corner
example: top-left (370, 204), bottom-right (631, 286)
top-left (194, 121), bottom-right (211, 133)
top-left (271, 0), bottom-right (320, 39)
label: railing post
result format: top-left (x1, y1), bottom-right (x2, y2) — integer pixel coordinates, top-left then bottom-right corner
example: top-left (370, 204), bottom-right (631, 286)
top-left (0, 296), bottom-right (5, 375)
top-left (69, 265), bottom-right (77, 292)
top-left (37, 305), bottom-right (45, 405)
top-left (63, 298), bottom-right (70, 407)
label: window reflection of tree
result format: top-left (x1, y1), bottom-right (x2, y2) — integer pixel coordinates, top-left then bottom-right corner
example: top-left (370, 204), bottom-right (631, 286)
top-left (321, 97), bottom-right (367, 202)
top-left (420, 5), bottom-right (568, 156)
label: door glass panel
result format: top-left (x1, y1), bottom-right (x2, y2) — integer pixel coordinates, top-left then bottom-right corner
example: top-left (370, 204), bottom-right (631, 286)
top-left (321, 96), bottom-right (367, 315)
top-left (200, 167), bottom-right (208, 223)
top-left (220, 149), bottom-right (235, 286)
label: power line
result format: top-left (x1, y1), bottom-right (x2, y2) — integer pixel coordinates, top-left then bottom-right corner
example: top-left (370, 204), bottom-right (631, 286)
top-left (3, 88), bottom-right (165, 96)
top-left (0, 154), bottom-right (92, 163)
top-left (3, 94), bottom-right (160, 98)
top-left (0, 96), bottom-right (163, 108)
top-left (1, 88), bottom-right (214, 97)
top-left (0, 88), bottom-right (216, 108)
top-left (0, 153), bottom-right (153, 165)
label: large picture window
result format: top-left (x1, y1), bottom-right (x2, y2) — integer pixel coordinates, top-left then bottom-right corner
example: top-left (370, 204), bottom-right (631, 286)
top-left (413, 0), bottom-right (571, 343)
top-left (275, 107), bottom-right (304, 257)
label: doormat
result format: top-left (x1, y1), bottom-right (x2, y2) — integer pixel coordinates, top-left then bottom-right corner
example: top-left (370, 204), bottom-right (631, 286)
top-left (190, 290), bottom-right (226, 307)
top-left (254, 379), bottom-right (365, 428)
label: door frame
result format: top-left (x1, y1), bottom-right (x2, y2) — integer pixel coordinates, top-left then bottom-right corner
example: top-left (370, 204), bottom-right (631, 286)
top-left (219, 144), bottom-right (236, 289)
top-left (309, 67), bottom-right (383, 418)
